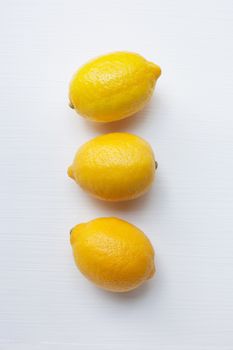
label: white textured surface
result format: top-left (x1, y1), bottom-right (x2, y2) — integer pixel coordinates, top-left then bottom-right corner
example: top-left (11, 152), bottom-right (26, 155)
top-left (0, 0), bottom-right (233, 349)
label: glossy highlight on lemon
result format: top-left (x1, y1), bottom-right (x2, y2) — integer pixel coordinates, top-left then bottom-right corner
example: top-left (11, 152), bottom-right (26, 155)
top-left (70, 217), bottom-right (155, 292)
top-left (69, 51), bottom-right (161, 122)
top-left (68, 133), bottom-right (157, 201)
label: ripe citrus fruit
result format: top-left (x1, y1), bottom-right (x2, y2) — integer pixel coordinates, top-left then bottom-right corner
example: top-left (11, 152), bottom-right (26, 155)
top-left (70, 217), bottom-right (155, 292)
top-left (69, 51), bottom-right (161, 122)
top-left (68, 133), bottom-right (157, 201)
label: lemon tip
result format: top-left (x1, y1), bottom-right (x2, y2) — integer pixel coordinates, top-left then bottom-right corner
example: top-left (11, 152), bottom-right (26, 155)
top-left (148, 61), bottom-right (162, 79)
top-left (67, 166), bottom-right (74, 179)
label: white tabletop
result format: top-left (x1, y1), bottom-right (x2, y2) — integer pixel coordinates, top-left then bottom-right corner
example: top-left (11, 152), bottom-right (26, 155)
top-left (0, 0), bottom-right (233, 349)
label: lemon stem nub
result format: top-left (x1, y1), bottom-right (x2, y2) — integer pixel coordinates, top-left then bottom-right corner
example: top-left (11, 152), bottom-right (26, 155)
top-left (155, 161), bottom-right (158, 170)
top-left (69, 101), bottom-right (74, 109)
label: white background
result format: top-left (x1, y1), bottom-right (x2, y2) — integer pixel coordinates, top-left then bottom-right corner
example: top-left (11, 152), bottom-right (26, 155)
top-left (0, 0), bottom-right (233, 349)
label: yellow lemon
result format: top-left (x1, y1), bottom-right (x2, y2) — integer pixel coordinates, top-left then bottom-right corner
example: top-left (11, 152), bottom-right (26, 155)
top-left (68, 133), bottom-right (157, 201)
top-left (69, 51), bottom-right (161, 122)
top-left (70, 217), bottom-right (155, 292)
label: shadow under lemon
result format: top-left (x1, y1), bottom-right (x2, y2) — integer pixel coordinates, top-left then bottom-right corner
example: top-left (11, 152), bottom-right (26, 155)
top-left (68, 173), bottom-right (163, 216)
top-left (70, 94), bottom-right (163, 135)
